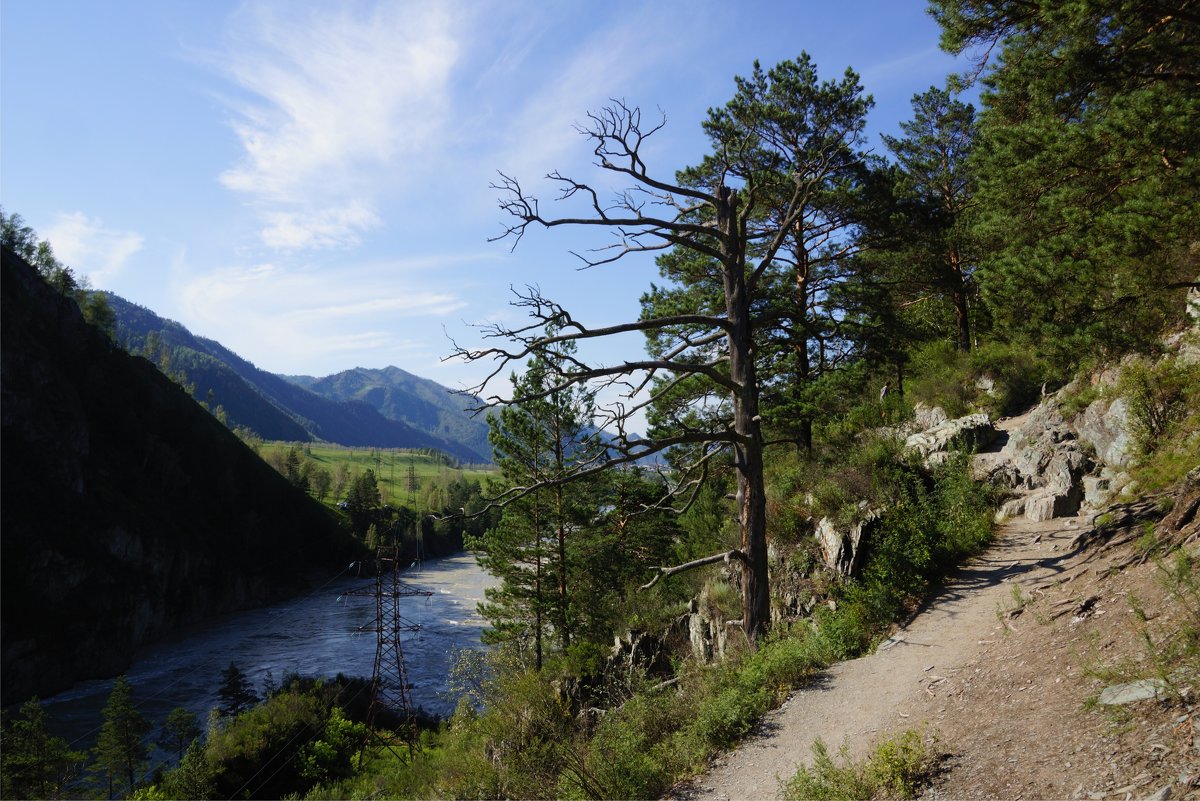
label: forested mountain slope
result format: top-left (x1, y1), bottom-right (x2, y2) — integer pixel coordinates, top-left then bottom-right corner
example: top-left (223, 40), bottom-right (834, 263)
top-left (105, 294), bottom-right (490, 461)
top-left (1, 247), bottom-right (360, 704)
top-left (284, 366), bottom-right (491, 462)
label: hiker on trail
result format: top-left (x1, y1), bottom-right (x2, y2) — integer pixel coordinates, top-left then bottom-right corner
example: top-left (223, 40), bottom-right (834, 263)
top-left (879, 381), bottom-right (891, 420)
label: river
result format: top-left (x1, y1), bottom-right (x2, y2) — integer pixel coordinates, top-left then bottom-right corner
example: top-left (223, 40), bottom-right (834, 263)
top-left (42, 553), bottom-right (495, 754)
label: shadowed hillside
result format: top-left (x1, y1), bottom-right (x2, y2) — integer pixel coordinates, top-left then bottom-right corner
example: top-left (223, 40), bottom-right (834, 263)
top-left (1, 247), bottom-right (362, 705)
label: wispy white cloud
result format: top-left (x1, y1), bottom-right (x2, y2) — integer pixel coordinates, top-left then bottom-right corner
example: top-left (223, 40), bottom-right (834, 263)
top-left (175, 253), bottom-right (484, 373)
top-left (213, 1), bottom-right (462, 250)
top-left (42, 212), bottom-right (144, 287)
top-left (260, 201), bottom-right (380, 250)
top-left (489, 6), bottom-right (689, 185)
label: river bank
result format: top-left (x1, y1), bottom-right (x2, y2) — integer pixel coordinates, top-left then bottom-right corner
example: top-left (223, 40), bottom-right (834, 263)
top-left (38, 553), bottom-right (495, 753)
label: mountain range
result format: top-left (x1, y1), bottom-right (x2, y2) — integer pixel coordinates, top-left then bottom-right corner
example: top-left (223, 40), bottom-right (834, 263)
top-left (105, 293), bottom-right (494, 463)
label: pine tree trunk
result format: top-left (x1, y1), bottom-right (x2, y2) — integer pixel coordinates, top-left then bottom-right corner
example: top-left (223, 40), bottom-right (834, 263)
top-left (719, 186), bottom-right (771, 644)
top-left (534, 499), bottom-right (543, 671)
top-left (949, 246), bottom-right (971, 351)
top-left (795, 240), bottom-right (814, 458)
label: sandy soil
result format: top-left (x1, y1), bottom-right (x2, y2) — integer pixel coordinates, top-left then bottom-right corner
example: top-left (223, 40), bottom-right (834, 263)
top-left (671, 416), bottom-right (1199, 801)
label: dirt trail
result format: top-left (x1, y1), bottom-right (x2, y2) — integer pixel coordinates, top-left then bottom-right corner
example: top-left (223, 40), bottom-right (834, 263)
top-left (677, 413), bottom-right (1094, 801)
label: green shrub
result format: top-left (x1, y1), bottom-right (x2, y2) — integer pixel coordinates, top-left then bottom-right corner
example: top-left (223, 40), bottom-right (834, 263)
top-left (1059, 381), bottom-right (1105, 418)
top-left (561, 694), bottom-right (673, 800)
top-left (906, 341), bottom-right (974, 417)
top-left (967, 341), bottom-right (1052, 416)
top-left (693, 683), bottom-right (768, 747)
top-left (780, 730), bottom-right (939, 801)
top-left (930, 453), bottom-right (996, 560)
top-left (1118, 355), bottom-right (1200, 454)
top-left (474, 669), bottom-right (573, 799)
top-left (204, 685), bottom-right (328, 800)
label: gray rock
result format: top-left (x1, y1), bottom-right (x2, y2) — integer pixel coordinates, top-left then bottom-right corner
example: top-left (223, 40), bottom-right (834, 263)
top-left (1083, 475), bottom-right (1112, 507)
top-left (1141, 784), bottom-right (1173, 801)
top-left (1044, 446), bottom-right (1090, 495)
top-left (1025, 489), bottom-right (1083, 522)
top-left (607, 629), bottom-right (673, 683)
top-left (997, 497), bottom-right (1027, 521)
top-left (911, 403), bottom-right (948, 431)
top-left (905, 413), bottom-right (997, 459)
top-left (1013, 442), bottom-right (1055, 488)
top-left (1097, 678), bottom-right (1166, 705)
top-left (1075, 396), bottom-right (1133, 469)
top-left (814, 506), bottom-right (880, 578)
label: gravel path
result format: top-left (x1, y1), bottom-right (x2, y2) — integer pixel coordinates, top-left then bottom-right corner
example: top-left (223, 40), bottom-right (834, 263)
top-left (674, 414), bottom-right (1090, 801)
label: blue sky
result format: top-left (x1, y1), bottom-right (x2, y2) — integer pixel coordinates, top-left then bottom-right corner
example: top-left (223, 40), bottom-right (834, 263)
top-left (2, 0), bottom-right (975, 400)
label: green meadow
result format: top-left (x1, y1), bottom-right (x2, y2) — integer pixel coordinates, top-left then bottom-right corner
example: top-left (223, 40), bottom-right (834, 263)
top-left (260, 442), bottom-right (496, 514)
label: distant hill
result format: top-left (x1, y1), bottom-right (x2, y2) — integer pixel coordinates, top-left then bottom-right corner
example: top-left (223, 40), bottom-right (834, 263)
top-left (105, 294), bottom-right (492, 462)
top-left (283, 366), bottom-right (492, 462)
top-left (1, 246), bottom-right (361, 704)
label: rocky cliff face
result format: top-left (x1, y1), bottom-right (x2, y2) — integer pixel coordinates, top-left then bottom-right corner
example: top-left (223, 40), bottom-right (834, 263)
top-left (1, 248), bottom-right (360, 705)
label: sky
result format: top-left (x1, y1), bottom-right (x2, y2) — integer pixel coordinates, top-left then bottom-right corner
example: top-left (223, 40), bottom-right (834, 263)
top-left (1, 0), bottom-right (977, 407)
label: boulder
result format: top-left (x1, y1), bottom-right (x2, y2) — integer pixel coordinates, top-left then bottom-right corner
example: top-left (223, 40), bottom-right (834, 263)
top-left (911, 403), bottom-right (948, 431)
top-left (996, 497), bottom-right (1027, 522)
top-left (1012, 443), bottom-right (1054, 488)
top-left (1097, 679), bottom-right (1166, 705)
top-left (1025, 487), bottom-right (1083, 522)
top-left (1082, 475), bottom-right (1112, 508)
top-left (1044, 446), bottom-right (1091, 495)
top-left (986, 463), bottom-right (1024, 489)
top-left (975, 375), bottom-right (999, 397)
top-left (673, 608), bottom-right (728, 664)
top-left (1075, 396), bottom-right (1133, 469)
top-left (1006, 402), bottom-right (1069, 455)
top-left (905, 413), bottom-right (997, 459)
top-left (814, 505), bottom-right (880, 578)
top-left (606, 629), bottom-right (673, 684)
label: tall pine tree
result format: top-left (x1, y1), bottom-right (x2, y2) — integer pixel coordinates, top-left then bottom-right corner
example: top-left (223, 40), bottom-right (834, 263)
top-left (0, 698), bottom-right (86, 800)
top-left (879, 86), bottom-right (979, 352)
top-left (474, 347), bottom-right (600, 668)
top-left (93, 676), bottom-right (151, 799)
top-left (931, 0), bottom-right (1200, 363)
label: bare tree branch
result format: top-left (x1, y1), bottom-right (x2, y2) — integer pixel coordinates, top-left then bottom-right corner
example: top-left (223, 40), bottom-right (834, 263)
top-left (640, 549), bottom-right (749, 590)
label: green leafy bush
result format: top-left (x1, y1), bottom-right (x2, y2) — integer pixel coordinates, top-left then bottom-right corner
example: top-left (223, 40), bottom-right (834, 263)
top-left (780, 730), bottom-right (939, 801)
top-left (967, 340), bottom-right (1053, 416)
top-left (906, 341), bottom-right (974, 417)
top-left (1118, 355), bottom-right (1200, 454)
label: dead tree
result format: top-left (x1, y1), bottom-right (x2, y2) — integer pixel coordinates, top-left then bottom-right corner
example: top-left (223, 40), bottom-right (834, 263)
top-left (452, 79), bottom-right (863, 642)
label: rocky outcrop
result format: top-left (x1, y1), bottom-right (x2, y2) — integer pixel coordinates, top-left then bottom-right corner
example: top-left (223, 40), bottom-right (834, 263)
top-left (985, 400), bottom-right (1095, 522)
top-left (813, 504), bottom-right (881, 578)
top-left (976, 356), bottom-right (1163, 522)
top-left (905, 413), bottom-right (997, 461)
top-left (1075, 396), bottom-right (1134, 469)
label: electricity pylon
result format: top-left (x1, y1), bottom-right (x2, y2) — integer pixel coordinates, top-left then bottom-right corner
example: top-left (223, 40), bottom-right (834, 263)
top-left (345, 528), bottom-right (432, 760)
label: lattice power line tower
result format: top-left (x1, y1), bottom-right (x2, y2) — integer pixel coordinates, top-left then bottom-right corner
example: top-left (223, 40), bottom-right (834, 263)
top-left (406, 457), bottom-right (418, 507)
top-left (345, 527), bottom-right (432, 757)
